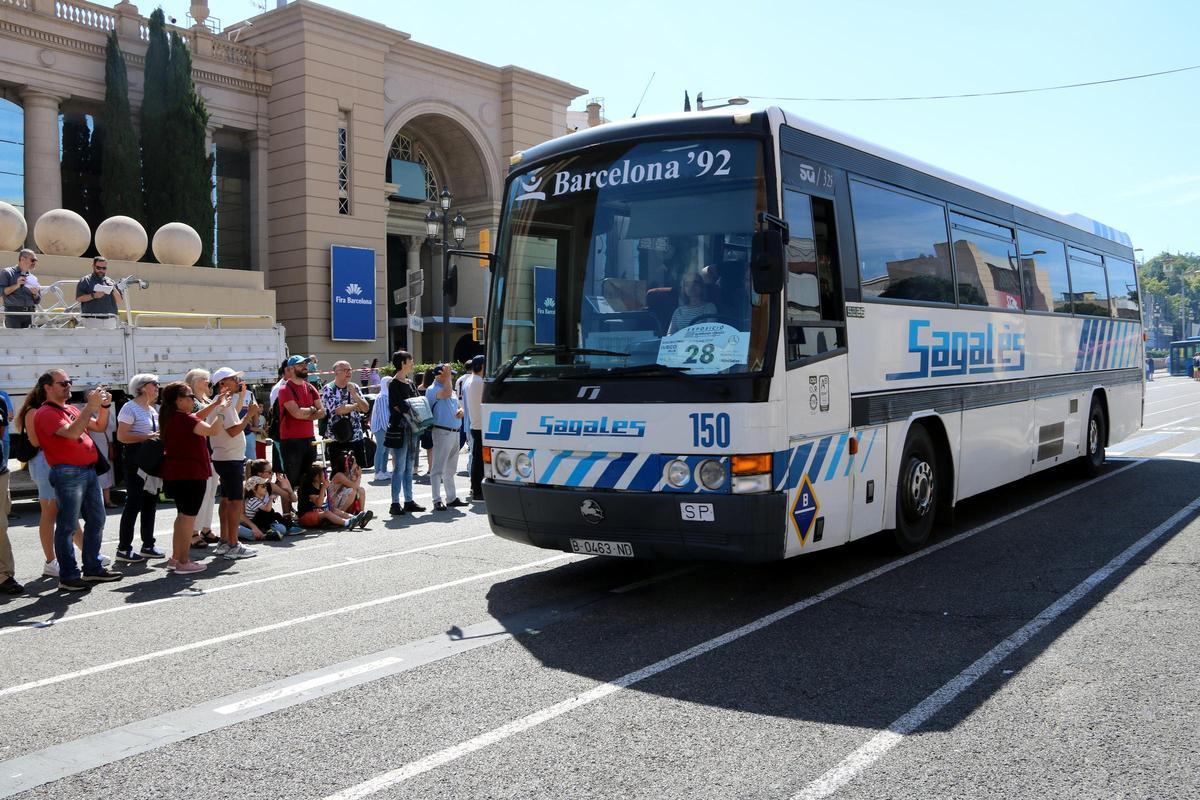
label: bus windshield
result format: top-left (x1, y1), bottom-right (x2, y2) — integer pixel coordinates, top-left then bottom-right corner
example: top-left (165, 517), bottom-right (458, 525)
top-left (489, 137), bottom-right (770, 381)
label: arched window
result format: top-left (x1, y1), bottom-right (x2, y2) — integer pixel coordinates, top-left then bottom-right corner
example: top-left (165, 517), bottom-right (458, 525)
top-left (387, 131), bottom-right (438, 202)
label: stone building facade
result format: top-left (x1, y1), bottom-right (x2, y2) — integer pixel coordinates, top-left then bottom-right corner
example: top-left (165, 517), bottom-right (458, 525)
top-left (0, 0), bottom-right (585, 365)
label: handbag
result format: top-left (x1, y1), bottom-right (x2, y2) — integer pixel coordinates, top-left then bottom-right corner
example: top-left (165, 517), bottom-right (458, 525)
top-left (135, 439), bottom-right (165, 476)
top-left (10, 430), bottom-right (37, 463)
top-left (93, 448), bottom-right (111, 477)
top-left (330, 413), bottom-right (354, 443)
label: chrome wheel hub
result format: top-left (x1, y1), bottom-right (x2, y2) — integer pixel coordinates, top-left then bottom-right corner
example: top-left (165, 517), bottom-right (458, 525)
top-left (1088, 418), bottom-right (1099, 456)
top-left (907, 459), bottom-right (934, 517)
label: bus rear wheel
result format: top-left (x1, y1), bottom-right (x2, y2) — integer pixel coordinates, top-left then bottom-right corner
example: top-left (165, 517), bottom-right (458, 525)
top-left (893, 424), bottom-right (939, 553)
top-left (1078, 400), bottom-right (1106, 478)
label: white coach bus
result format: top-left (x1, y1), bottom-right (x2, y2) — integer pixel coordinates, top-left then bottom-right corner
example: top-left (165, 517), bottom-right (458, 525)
top-left (479, 107), bottom-right (1142, 561)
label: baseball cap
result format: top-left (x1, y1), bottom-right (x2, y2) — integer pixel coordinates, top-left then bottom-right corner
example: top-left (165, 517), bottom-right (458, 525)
top-left (285, 355), bottom-right (310, 367)
top-left (469, 355), bottom-right (485, 370)
top-left (210, 367), bottom-right (244, 384)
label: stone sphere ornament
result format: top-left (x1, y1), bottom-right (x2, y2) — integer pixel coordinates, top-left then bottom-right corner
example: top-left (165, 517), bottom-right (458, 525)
top-left (95, 216), bottom-right (148, 262)
top-left (152, 222), bottom-right (202, 266)
top-left (0, 201), bottom-right (27, 252)
top-left (34, 208), bottom-right (90, 256)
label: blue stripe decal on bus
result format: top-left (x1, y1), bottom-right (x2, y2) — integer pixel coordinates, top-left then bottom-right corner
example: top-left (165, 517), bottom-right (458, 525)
top-left (1085, 319), bottom-right (1100, 370)
top-left (785, 443), bottom-right (814, 490)
top-left (860, 429), bottom-right (878, 474)
top-left (627, 456), bottom-right (662, 491)
top-left (825, 433), bottom-right (849, 481)
top-left (1120, 321), bottom-right (1130, 367)
top-left (1102, 320), bottom-right (1113, 369)
top-left (564, 451), bottom-right (608, 487)
top-left (808, 437), bottom-right (832, 480)
top-left (595, 452), bottom-right (636, 489)
top-left (1074, 319), bottom-right (1090, 371)
top-left (538, 450), bottom-right (573, 484)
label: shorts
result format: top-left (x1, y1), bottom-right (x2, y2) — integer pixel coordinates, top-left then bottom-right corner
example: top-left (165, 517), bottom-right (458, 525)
top-left (213, 459), bottom-right (246, 500)
top-left (28, 451), bottom-right (55, 502)
top-left (165, 479), bottom-right (206, 516)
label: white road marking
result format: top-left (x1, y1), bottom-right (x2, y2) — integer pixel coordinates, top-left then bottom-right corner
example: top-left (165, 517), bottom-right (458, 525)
top-left (214, 657), bottom-right (404, 715)
top-left (1106, 432), bottom-right (1175, 455)
top-left (0, 534), bottom-right (495, 636)
top-left (0, 553), bottom-right (573, 698)
top-left (1159, 435), bottom-right (1200, 458)
top-left (790, 494), bottom-right (1200, 800)
top-left (1143, 398), bottom-right (1200, 417)
top-left (319, 460), bottom-right (1145, 800)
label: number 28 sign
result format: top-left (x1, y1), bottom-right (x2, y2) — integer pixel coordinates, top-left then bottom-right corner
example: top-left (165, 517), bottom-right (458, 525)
top-left (656, 322), bottom-right (750, 375)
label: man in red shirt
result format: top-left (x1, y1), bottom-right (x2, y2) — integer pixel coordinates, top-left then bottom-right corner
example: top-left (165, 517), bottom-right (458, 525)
top-left (278, 354), bottom-right (326, 490)
top-left (33, 370), bottom-right (123, 591)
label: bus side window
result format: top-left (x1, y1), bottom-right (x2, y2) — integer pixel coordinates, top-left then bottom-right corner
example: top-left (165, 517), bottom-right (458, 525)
top-left (784, 190), bottom-right (845, 368)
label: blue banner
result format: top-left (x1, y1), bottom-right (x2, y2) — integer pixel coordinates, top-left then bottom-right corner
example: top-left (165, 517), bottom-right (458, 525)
top-left (331, 245), bottom-right (376, 341)
top-left (534, 265), bottom-right (556, 345)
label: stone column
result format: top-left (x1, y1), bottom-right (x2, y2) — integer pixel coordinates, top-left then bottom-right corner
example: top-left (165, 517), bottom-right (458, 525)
top-left (248, 131), bottom-right (269, 276)
top-left (406, 237), bottom-right (424, 365)
top-left (21, 89), bottom-right (62, 246)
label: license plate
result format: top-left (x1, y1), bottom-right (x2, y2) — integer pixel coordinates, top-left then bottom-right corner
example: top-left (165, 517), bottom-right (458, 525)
top-left (569, 538), bottom-right (634, 558)
top-left (680, 502), bottom-right (715, 522)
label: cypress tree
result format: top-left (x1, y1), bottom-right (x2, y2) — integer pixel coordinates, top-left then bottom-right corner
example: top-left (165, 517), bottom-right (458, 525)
top-left (167, 31), bottom-right (214, 266)
top-left (140, 8), bottom-right (172, 240)
top-left (100, 30), bottom-right (141, 221)
top-left (60, 113), bottom-right (91, 221)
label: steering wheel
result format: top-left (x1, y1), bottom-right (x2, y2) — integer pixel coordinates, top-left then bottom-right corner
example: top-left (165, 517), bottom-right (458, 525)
top-left (687, 314), bottom-right (743, 329)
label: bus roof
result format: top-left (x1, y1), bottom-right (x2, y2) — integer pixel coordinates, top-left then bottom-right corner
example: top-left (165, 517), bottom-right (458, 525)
top-left (520, 106), bottom-right (1133, 250)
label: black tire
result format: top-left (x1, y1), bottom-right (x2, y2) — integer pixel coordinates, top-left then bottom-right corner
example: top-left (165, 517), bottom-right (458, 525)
top-left (1078, 400), bottom-right (1106, 478)
top-left (892, 424), bottom-right (939, 553)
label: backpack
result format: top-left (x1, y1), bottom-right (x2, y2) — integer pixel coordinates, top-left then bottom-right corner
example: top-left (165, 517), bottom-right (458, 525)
top-left (267, 385), bottom-right (285, 440)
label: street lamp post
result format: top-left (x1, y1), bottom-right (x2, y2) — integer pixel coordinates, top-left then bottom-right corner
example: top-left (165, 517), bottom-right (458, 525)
top-left (425, 187), bottom-right (467, 363)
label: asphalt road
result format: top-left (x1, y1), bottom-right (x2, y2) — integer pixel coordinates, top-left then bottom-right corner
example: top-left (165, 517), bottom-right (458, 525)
top-left (2, 376), bottom-right (1198, 799)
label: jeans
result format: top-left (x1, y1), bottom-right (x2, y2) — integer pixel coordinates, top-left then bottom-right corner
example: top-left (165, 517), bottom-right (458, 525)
top-left (430, 428), bottom-right (460, 504)
top-left (117, 455), bottom-right (158, 553)
top-left (373, 431), bottom-right (389, 473)
top-left (280, 437), bottom-right (316, 491)
top-left (388, 438), bottom-right (414, 504)
top-left (49, 464), bottom-right (105, 580)
top-left (0, 471), bottom-right (14, 580)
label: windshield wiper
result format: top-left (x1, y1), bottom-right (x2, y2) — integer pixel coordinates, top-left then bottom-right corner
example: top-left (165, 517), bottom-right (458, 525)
top-left (491, 345), bottom-right (631, 389)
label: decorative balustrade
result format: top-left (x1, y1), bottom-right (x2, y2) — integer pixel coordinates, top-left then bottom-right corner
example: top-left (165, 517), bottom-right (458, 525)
top-left (54, 0), bottom-right (114, 30)
top-left (0, 0), bottom-right (31, 10)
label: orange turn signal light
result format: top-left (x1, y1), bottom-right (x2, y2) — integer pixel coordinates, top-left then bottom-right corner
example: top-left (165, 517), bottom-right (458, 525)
top-left (848, 436), bottom-right (859, 455)
top-left (482, 446), bottom-right (492, 464)
top-left (731, 453), bottom-right (772, 475)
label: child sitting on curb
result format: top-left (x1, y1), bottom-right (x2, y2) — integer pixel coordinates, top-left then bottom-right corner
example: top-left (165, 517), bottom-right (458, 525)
top-left (298, 462), bottom-right (373, 530)
top-left (239, 476), bottom-right (293, 541)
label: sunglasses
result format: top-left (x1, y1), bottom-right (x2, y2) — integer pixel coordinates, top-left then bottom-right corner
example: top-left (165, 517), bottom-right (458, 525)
top-left (54, 379), bottom-right (72, 387)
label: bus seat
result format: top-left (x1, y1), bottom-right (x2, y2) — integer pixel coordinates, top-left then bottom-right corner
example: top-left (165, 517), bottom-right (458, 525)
top-left (645, 287), bottom-right (677, 332)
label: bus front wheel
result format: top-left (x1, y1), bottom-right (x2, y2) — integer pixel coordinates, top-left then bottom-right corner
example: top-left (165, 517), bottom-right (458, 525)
top-left (893, 425), bottom-right (939, 553)
top-left (1078, 401), bottom-right (1106, 478)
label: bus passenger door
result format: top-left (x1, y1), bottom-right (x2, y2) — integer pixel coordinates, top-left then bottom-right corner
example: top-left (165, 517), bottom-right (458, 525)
top-left (781, 189), bottom-right (852, 555)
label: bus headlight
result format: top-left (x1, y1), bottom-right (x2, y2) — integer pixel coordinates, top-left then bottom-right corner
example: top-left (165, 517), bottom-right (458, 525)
top-left (515, 452), bottom-right (533, 478)
top-left (665, 459), bottom-right (691, 488)
top-left (494, 450), bottom-right (514, 478)
top-left (731, 453), bottom-right (773, 494)
top-left (696, 459), bottom-right (725, 491)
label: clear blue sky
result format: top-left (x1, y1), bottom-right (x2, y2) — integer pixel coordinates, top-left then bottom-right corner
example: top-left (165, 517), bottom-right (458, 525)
top-left (199, 0), bottom-right (1199, 259)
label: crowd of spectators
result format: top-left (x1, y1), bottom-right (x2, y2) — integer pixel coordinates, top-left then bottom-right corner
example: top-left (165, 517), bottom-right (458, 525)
top-left (0, 349), bottom-right (484, 595)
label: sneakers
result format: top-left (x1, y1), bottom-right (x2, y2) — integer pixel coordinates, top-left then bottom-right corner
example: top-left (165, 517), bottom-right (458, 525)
top-left (446, 498), bottom-right (468, 508)
top-left (265, 530), bottom-right (284, 541)
top-left (43, 559), bottom-right (60, 578)
top-left (404, 501), bottom-right (425, 512)
top-left (222, 543), bottom-right (257, 560)
top-left (389, 502), bottom-right (405, 516)
top-left (213, 542), bottom-right (231, 557)
top-left (353, 510), bottom-right (374, 529)
top-left (97, 553), bottom-right (113, 567)
top-left (174, 561), bottom-right (207, 574)
top-left (433, 501), bottom-right (447, 511)
top-left (59, 577), bottom-right (90, 592)
top-left (286, 525), bottom-right (305, 535)
top-left (0, 577), bottom-right (23, 596)
top-left (138, 546), bottom-right (165, 559)
top-left (82, 568), bottom-right (123, 583)
top-left (115, 550), bottom-right (147, 565)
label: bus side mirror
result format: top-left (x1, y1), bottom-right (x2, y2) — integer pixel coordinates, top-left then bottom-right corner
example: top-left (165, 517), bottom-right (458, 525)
top-left (751, 228), bottom-right (786, 294)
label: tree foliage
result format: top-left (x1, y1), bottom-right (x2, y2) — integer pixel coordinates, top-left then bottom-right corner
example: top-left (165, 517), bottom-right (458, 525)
top-left (167, 31), bottom-right (215, 266)
top-left (100, 29), bottom-right (142, 220)
top-left (1139, 251), bottom-right (1200, 336)
top-left (140, 8), bottom-right (172, 243)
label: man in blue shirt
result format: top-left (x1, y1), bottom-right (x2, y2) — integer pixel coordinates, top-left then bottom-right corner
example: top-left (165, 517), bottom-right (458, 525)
top-left (424, 364), bottom-right (466, 511)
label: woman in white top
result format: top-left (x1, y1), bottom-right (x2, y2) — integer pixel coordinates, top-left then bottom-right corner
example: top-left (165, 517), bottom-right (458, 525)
top-left (370, 372), bottom-right (393, 478)
top-left (115, 374), bottom-right (161, 563)
top-left (667, 271), bottom-right (718, 335)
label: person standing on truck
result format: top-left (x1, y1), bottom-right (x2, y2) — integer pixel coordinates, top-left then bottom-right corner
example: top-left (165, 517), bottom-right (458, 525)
top-left (74, 256), bottom-right (123, 329)
top-left (279, 354), bottom-right (325, 491)
top-left (1, 249), bottom-right (41, 329)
